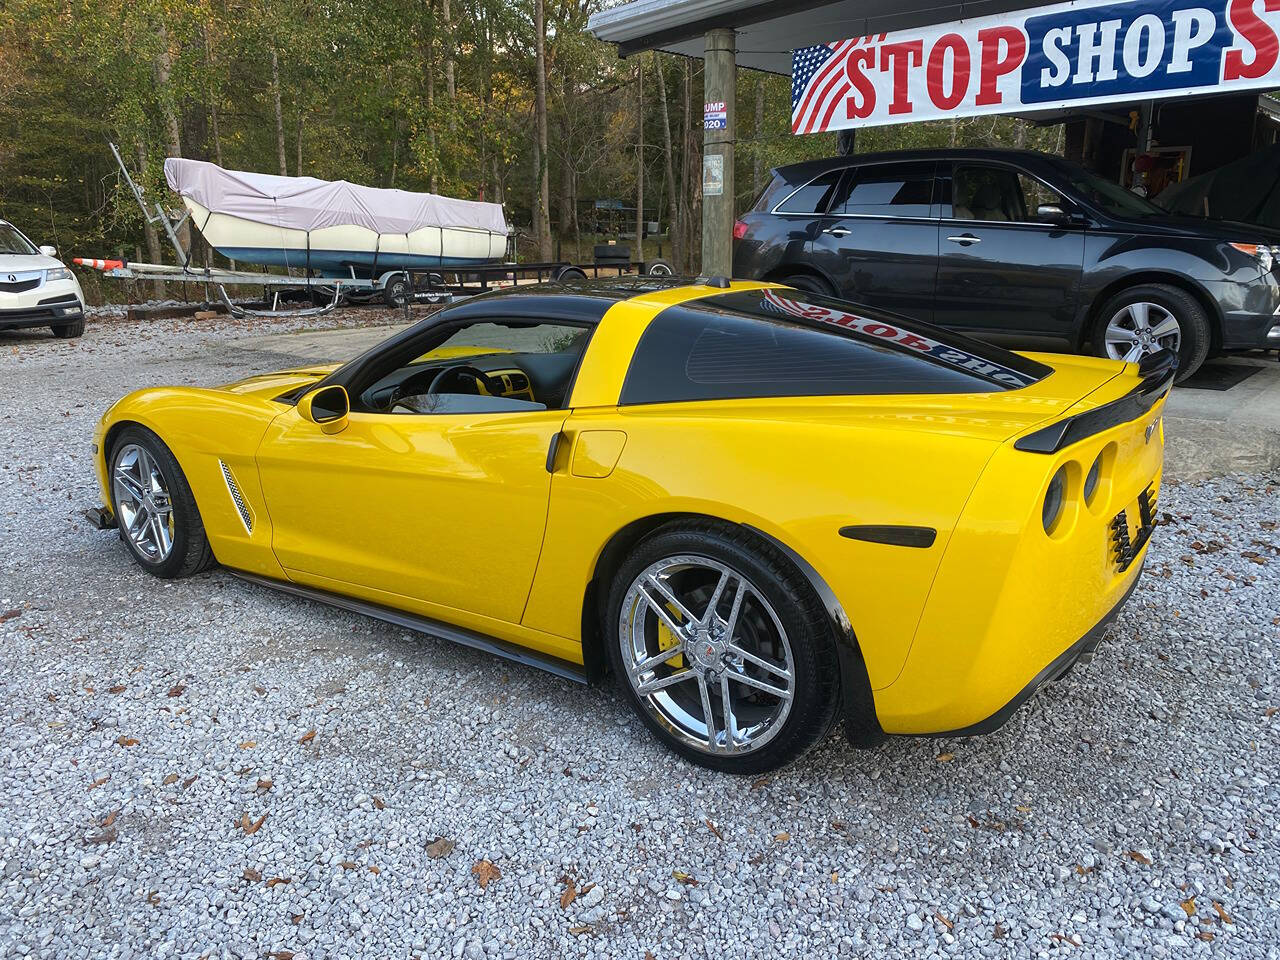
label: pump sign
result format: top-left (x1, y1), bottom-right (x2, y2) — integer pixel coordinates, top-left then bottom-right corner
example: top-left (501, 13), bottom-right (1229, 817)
top-left (790, 0), bottom-right (1280, 133)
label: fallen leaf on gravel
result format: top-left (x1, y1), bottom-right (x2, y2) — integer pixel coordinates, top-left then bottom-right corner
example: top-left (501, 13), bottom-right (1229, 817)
top-left (238, 741), bottom-right (256, 749)
top-left (993, 923), bottom-right (1007, 939)
top-left (298, 730), bottom-right (316, 744)
top-left (1265, 707), bottom-right (1277, 718)
top-left (672, 870), bottom-right (697, 886)
top-left (935, 912), bottom-right (953, 931)
top-left (182, 776), bottom-right (197, 789)
top-left (425, 837), bottom-right (455, 859)
top-left (831, 820), bottom-right (846, 831)
top-left (1211, 901), bottom-right (1233, 924)
top-left (88, 827), bottom-right (117, 845)
top-left (936, 752), bottom-right (955, 763)
top-left (967, 815), bottom-right (981, 828)
top-left (774, 832), bottom-right (790, 843)
top-left (1127, 850), bottom-right (1152, 865)
top-left (560, 879), bottom-right (578, 909)
top-left (567, 925), bottom-right (592, 936)
top-left (368, 865), bottom-right (381, 875)
top-left (255, 779), bottom-right (273, 792)
top-left (166, 684), bottom-right (185, 697)
top-left (115, 736), bottom-right (138, 747)
top-left (290, 914), bottom-right (304, 925)
top-left (704, 818), bottom-right (723, 841)
top-left (162, 774), bottom-right (178, 785)
top-left (471, 859), bottom-right (501, 889)
top-left (107, 685), bottom-right (126, 694)
top-left (266, 877), bottom-right (291, 888)
top-left (340, 861), bottom-right (357, 870)
top-left (1016, 805), bottom-right (1031, 813)
top-left (88, 776), bottom-right (109, 790)
top-left (243, 868), bottom-right (262, 882)
top-left (238, 813), bottom-right (267, 835)
top-left (373, 796), bottom-right (385, 810)
top-left (46, 694), bottom-right (57, 703)
top-left (146, 891), bottom-right (159, 906)
top-left (254, 685), bottom-right (267, 696)
top-left (1197, 931), bottom-right (1214, 941)
top-left (268, 952), bottom-right (294, 960)
top-left (749, 776), bottom-right (771, 791)
top-left (1180, 898), bottom-right (1196, 917)
top-left (0, 609), bottom-right (21, 623)
top-left (645, 952), bottom-right (656, 960)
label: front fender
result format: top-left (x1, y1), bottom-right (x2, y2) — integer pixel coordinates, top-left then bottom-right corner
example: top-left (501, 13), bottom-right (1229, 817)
top-left (95, 387), bottom-right (287, 577)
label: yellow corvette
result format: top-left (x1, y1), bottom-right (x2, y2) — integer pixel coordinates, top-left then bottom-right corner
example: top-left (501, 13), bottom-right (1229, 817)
top-left (91, 278), bottom-right (1171, 772)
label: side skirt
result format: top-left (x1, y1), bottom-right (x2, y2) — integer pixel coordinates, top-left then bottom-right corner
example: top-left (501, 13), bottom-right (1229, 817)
top-left (229, 571), bottom-right (588, 685)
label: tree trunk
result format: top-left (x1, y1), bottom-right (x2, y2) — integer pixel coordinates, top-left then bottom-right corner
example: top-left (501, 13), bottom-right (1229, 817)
top-left (635, 56), bottom-right (644, 264)
top-left (753, 74), bottom-right (765, 194)
top-left (203, 26), bottom-right (223, 166)
top-left (270, 46), bottom-right (287, 176)
top-left (442, 0), bottom-right (456, 110)
top-left (153, 23), bottom-right (189, 256)
top-left (425, 4), bottom-right (437, 192)
top-left (655, 58), bottom-right (680, 269)
top-left (533, 0), bottom-right (552, 261)
top-left (135, 141), bottom-right (166, 298)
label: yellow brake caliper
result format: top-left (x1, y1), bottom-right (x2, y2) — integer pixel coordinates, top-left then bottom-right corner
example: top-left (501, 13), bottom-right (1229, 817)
top-left (655, 603), bottom-right (685, 668)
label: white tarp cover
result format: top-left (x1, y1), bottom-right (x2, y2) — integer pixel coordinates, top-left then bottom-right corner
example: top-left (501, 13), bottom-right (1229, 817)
top-left (164, 158), bottom-right (507, 237)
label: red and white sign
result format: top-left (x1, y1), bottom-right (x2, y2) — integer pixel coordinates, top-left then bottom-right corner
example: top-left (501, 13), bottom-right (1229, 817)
top-left (791, 0), bottom-right (1280, 133)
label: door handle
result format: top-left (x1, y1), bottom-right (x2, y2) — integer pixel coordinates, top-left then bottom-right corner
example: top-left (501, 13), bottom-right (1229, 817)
top-left (823, 226), bottom-right (851, 238)
top-left (545, 431), bottom-right (564, 473)
top-left (946, 234), bottom-right (981, 245)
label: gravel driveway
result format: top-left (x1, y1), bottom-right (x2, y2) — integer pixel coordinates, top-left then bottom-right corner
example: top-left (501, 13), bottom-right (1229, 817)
top-left (1, 312), bottom-right (1277, 960)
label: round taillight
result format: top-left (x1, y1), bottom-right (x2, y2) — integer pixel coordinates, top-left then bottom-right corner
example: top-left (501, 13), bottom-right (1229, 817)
top-left (1043, 466), bottom-right (1067, 534)
top-left (1084, 453), bottom-right (1103, 505)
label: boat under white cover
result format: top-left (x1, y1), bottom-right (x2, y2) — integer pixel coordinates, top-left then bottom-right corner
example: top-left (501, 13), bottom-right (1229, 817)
top-left (164, 158), bottom-right (507, 276)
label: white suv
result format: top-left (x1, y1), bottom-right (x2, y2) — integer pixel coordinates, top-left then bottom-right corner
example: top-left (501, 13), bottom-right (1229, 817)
top-left (0, 219), bottom-right (86, 338)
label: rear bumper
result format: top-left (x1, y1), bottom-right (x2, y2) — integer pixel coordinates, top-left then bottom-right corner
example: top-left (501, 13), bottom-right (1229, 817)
top-left (0, 298), bottom-right (84, 330)
top-left (936, 559), bottom-right (1143, 736)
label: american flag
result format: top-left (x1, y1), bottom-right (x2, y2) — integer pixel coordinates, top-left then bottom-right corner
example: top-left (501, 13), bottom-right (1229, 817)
top-left (791, 37), bottom-right (884, 135)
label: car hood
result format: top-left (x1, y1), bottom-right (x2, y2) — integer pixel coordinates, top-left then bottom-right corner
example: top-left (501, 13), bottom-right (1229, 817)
top-left (0, 253), bottom-right (62, 272)
top-left (218, 364), bottom-right (340, 400)
top-left (1106, 212), bottom-right (1280, 244)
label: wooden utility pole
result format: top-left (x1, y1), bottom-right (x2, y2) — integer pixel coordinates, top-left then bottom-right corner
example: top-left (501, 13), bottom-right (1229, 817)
top-left (533, 0), bottom-right (553, 261)
top-left (635, 56), bottom-right (644, 264)
top-left (701, 29), bottom-right (735, 278)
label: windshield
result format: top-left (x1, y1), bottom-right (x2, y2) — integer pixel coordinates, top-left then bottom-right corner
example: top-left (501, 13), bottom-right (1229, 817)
top-left (0, 223), bottom-right (38, 256)
top-left (1053, 163), bottom-right (1167, 218)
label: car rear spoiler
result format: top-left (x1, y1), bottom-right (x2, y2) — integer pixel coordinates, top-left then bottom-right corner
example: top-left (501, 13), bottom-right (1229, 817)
top-left (1013, 348), bottom-right (1176, 454)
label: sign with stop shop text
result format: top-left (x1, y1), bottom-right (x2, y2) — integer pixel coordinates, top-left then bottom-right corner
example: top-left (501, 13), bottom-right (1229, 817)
top-left (790, 0), bottom-right (1280, 133)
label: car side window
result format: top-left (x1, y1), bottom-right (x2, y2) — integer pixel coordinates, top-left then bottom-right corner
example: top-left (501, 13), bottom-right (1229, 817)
top-left (774, 169), bottom-right (844, 215)
top-left (952, 165), bottom-right (1066, 223)
top-left (827, 164), bottom-right (935, 218)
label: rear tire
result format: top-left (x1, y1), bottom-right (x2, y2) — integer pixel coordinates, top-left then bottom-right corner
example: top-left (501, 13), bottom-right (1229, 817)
top-left (108, 425), bottom-right (216, 579)
top-left (605, 520), bottom-right (841, 774)
top-left (382, 273), bottom-right (410, 308)
top-left (1090, 283), bottom-right (1210, 382)
top-left (645, 258), bottom-right (674, 277)
top-left (51, 318), bottom-right (85, 338)
top-left (781, 273), bottom-right (835, 297)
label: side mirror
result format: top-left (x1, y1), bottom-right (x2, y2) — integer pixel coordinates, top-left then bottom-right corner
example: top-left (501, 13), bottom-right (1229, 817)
top-left (38, 245), bottom-right (57, 257)
top-left (298, 384), bottom-right (349, 435)
top-left (1036, 204), bottom-right (1070, 224)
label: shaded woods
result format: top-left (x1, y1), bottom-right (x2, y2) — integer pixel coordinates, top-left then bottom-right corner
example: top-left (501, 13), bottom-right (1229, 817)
top-left (0, 0), bottom-right (1061, 296)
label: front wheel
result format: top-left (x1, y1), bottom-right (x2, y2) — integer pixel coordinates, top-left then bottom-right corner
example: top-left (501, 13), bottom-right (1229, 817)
top-left (109, 426), bottom-right (216, 579)
top-left (1091, 283), bottom-right (1210, 382)
top-left (605, 522), bottom-right (841, 774)
top-left (51, 318), bottom-right (85, 338)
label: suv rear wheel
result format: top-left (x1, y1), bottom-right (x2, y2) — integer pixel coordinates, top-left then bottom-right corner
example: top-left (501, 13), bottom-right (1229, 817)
top-left (780, 273), bottom-right (835, 297)
top-left (1091, 283), bottom-right (1210, 382)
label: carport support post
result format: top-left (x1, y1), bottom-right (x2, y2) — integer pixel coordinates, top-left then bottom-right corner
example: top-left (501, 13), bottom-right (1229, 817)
top-left (702, 28), bottom-right (735, 278)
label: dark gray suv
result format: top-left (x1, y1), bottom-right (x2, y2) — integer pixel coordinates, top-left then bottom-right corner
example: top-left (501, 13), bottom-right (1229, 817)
top-left (733, 148), bottom-right (1280, 380)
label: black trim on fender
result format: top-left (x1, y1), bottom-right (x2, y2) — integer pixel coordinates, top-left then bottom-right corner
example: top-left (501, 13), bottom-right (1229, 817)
top-left (229, 571), bottom-right (588, 684)
top-left (935, 563), bottom-right (1145, 737)
top-left (1014, 349), bottom-right (1175, 453)
top-left (744, 524), bottom-right (886, 749)
top-left (839, 525), bottom-right (937, 548)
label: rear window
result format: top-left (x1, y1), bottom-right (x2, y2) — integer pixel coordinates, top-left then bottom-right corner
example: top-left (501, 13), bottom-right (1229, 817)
top-left (829, 163), bottom-right (935, 218)
top-left (773, 169), bottom-right (844, 215)
top-left (619, 289), bottom-right (1050, 405)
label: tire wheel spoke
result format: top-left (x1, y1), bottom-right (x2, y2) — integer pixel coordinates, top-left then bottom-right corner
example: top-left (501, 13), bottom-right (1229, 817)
top-left (635, 669), bottom-right (697, 696)
top-left (727, 668), bottom-right (790, 701)
top-left (728, 643), bottom-right (792, 681)
top-left (697, 674), bottom-right (719, 751)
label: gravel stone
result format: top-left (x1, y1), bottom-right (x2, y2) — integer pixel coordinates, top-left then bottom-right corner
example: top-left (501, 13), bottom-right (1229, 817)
top-left (0, 311), bottom-right (1278, 958)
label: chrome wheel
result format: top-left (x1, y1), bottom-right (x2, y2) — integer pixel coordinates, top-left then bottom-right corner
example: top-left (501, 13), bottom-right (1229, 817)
top-left (1103, 301), bottom-right (1181, 362)
top-left (618, 555), bottom-right (795, 756)
top-left (112, 443), bottom-right (174, 562)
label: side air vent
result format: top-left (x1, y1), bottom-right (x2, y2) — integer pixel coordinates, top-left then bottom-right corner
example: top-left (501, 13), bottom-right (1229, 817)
top-left (219, 460), bottom-right (254, 534)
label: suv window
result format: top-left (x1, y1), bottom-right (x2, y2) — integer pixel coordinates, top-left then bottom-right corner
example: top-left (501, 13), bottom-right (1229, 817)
top-left (774, 169), bottom-right (843, 215)
top-left (619, 289), bottom-right (1049, 404)
top-left (952, 165), bottom-right (1066, 223)
top-left (829, 164), bottom-right (935, 218)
